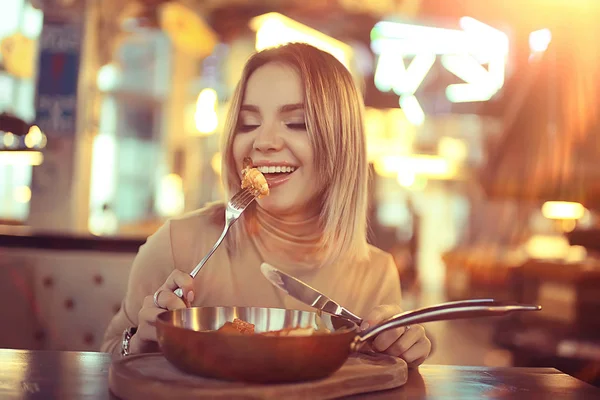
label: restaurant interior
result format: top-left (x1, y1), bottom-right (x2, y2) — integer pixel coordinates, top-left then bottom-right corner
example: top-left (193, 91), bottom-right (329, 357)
top-left (1, 0), bottom-right (600, 396)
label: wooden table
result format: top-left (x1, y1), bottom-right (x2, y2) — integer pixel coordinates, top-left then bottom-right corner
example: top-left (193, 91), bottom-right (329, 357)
top-left (1, 348), bottom-right (599, 399)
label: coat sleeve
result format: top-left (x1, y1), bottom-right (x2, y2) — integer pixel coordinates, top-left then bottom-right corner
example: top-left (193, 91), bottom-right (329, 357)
top-left (99, 221), bottom-right (175, 356)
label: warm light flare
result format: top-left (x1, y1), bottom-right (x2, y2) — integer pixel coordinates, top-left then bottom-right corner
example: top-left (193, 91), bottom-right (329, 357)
top-left (156, 173), bottom-right (185, 217)
top-left (24, 125), bottom-right (47, 149)
top-left (211, 152), bottom-right (222, 175)
top-left (13, 186), bottom-right (32, 203)
top-left (541, 201), bottom-right (585, 220)
top-left (396, 170), bottom-right (416, 187)
top-left (194, 88), bottom-right (218, 135)
top-left (374, 155), bottom-right (457, 178)
top-left (364, 107), bottom-right (415, 163)
top-left (0, 151), bottom-right (43, 165)
top-left (529, 29), bottom-right (552, 53)
top-left (2, 132), bottom-right (16, 147)
top-left (249, 12), bottom-right (353, 69)
top-left (438, 137), bottom-right (468, 162)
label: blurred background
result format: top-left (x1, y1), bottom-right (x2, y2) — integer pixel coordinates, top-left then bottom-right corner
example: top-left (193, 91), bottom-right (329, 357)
top-left (1, 0), bottom-right (599, 387)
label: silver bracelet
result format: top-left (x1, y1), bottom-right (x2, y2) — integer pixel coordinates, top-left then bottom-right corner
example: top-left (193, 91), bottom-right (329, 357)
top-left (120, 327), bottom-right (137, 357)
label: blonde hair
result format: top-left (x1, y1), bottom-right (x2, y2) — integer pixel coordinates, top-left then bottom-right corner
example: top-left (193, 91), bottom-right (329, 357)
top-left (220, 43), bottom-right (370, 266)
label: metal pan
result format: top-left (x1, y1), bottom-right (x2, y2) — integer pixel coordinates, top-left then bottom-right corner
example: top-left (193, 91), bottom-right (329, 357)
top-left (155, 301), bottom-right (541, 384)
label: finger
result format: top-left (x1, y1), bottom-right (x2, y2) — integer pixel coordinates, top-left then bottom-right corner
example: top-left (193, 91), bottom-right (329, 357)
top-left (136, 319), bottom-right (159, 342)
top-left (384, 325), bottom-right (423, 356)
top-left (356, 341), bottom-right (376, 354)
top-left (136, 297), bottom-right (163, 342)
top-left (361, 304), bottom-right (402, 330)
top-left (373, 327), bottom-right (407, 352)
top-left (142, 295), bottom-right (166, 319)
top-left (399, 337), bottom-right (432, 365)
top-left (163, 270), bottom-right (195, 295)
top-left (162, 270), bottom-right (195, 304)
top-left (155, 289), bottom-right (188, 311)
top-left (407, 355), bottom-right (427, 368)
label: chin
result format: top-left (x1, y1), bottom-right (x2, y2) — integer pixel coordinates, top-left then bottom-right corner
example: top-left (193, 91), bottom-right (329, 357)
top-left (256, 193), bottom-right (321, 221)
top-left (256, 195), bottom-right (300, 215)
top-left (256, 197), bottom-right (289, 213)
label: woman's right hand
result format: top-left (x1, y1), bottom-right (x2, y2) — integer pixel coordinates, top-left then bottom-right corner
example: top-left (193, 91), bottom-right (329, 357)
top-left (129, 269), bottom-right (195, 354)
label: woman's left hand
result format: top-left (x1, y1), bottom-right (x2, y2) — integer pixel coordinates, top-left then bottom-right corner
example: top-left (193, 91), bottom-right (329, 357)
top-left (361, 304), bottom-right (431, 367)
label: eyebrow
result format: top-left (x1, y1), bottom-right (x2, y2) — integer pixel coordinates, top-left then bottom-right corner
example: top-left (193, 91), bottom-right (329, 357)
top-left (280, 103), bottom-right (304, 113)
top-left (240, 103), bottom-right (304, 113)
top-left (240, 104), bottom-right (259, 113)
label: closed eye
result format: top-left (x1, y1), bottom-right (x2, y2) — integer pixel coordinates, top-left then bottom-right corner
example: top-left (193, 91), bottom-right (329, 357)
top-left (285, 122), bottom-right (307, 131)
top-left (238, 124), bottom-right (260, 133)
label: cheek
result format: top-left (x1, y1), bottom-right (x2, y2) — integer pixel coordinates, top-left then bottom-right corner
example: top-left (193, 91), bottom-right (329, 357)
top-left (297, 151), bottom-right (316, 181)
top-left (293, 165), bottom-right (322, 201)
top-left (289, 136), bottom-right (314, 166)
top-left (300, 163), bottom-right (327, 199)
top-left (232, 135), bottom-right (252, 167)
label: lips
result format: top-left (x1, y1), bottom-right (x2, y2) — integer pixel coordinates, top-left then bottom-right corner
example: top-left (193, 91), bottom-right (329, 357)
top-left (256, 165), bottom-right (296, 174)
top-left (247, 161), bottom-right (299, 189)
top-left (259, 167), bottom-right (297, 189)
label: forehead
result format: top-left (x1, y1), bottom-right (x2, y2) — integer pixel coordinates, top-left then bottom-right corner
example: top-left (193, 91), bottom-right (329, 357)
top-left (242, 63), bottom-right (304, 108)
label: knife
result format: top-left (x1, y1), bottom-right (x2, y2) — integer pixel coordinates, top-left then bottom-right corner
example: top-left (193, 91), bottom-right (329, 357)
top-left (260, 262), bottom-right (364, 324)
top-left (261, 262), bottom-right (505, 326)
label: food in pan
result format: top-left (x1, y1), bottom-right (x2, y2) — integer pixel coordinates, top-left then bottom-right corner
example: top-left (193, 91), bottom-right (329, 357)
top-left (241, 157), bottom-right (269, 198)
top-left (260, 326), bottom-right (318, 337)
top-left (217, 318), bottom-right (256, 334)
top-left (215, 318), bottom-right (329, 336)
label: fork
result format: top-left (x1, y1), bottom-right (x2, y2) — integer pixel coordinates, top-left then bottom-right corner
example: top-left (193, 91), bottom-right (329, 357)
top-left (174, 187), bottom-right (257, 299)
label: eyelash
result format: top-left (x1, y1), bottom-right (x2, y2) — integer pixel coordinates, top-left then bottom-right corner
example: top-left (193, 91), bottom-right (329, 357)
top-left (238, 124), bottom-right (259, 133)
top-left (286, 122), bottom-right (307, 131)
top-left (237, 122), bottom-right (307, 133)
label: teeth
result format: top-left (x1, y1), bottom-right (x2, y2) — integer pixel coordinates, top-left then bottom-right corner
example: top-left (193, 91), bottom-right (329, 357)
top-left (257, 166), bottom-right (296, 173)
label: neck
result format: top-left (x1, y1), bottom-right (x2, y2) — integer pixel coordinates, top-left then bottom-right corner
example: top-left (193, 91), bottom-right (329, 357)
top-left (257, 204), bottom-right (320, 223)
top-left (248, 205), bottom-right (325, 271)
top-left (254, 205), bottom-right (320, 238)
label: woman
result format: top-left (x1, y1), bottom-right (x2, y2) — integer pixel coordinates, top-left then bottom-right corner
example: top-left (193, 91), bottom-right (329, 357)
top-left (101, 42), bottom-right (431, 366)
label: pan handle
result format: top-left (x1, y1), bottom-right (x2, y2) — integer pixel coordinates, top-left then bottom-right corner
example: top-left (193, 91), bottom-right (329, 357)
top-left (356, 302), bottom-right (542, 343)
top-left (344, 299), bottom-right (498, 326)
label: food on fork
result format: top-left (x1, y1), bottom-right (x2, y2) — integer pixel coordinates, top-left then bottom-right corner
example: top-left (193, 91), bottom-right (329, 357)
top-left (241, 157), bottom-right (270, 198)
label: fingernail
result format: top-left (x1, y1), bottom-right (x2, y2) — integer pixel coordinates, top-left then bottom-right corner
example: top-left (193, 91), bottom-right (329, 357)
top-left (360, 321), bottom-right (370, 331)
top-left (187, 291), bottom-right (195, 303)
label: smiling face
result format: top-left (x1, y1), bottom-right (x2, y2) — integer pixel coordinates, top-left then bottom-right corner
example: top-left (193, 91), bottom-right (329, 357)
top-left (222, 43), bottom-right (371, 265)
top-left (232, 63), bottom-right (322, 220)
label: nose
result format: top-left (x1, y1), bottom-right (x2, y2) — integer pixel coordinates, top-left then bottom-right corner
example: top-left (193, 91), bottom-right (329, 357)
top-left (253, 123), bottom-right (284, 153)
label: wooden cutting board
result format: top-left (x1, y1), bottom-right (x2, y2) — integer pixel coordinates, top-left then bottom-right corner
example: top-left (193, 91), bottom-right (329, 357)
top-left (109, 352), bottom-right (408, 400)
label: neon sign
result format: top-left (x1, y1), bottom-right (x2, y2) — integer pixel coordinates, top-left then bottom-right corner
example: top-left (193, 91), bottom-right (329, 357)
top-left (371, 17), bottom-right (509, 125)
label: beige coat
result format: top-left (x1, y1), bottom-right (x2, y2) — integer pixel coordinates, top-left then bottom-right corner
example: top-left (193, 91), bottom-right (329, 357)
top-left (100, 204), bottom-right (402, 356)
